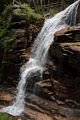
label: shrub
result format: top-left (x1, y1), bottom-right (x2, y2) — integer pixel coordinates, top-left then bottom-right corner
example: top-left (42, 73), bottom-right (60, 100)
top-left (0, 113), bottom-right (12, 120)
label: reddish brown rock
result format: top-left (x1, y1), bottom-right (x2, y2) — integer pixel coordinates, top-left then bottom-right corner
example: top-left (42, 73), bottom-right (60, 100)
top-left (49, 24), bottom-right (80, 103)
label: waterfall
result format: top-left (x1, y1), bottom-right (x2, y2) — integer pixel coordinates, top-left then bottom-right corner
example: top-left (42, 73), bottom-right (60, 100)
top-left (0, 0), bottom-right (80, 116)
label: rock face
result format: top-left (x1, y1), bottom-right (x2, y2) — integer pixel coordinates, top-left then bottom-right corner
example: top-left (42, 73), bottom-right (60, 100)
top-left (48, 24), bottom-right (80, 103)
top-left (51, 25), bottom-right (80, 75)
top-left (1, 24), bottom-right (80, 120)
top-left (1, 6), bottom-right (43, 86)
top-left (1, 91), bottom-right (80, 120)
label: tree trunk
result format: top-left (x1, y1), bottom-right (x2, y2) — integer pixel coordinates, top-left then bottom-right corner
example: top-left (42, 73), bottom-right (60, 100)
top-left (47, 0), bottom-right (50, 11)
top-left (40, 0), bottom-right (43, 12)
top-left (33, 0), bottom-right (37, 11)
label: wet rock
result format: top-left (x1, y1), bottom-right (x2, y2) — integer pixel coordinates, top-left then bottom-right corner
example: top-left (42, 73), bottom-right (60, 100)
top-left (26, 71), bottom-right (42, 92)
top-left (34, 80), bottom-right (54, 100)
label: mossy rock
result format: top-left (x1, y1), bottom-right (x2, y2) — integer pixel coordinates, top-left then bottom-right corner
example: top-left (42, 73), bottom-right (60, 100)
top-left (2, 3), bottom-right (43, 22)
top-left (13, 3), bottom-right (43, 22)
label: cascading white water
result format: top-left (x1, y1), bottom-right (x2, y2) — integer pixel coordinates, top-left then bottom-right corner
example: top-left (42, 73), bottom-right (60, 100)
top-left (0, 0), bottom-right (80, 116)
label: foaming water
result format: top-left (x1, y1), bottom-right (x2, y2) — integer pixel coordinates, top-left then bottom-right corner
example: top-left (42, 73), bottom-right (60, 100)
top-left (0, 0), bottom-right (80, 116)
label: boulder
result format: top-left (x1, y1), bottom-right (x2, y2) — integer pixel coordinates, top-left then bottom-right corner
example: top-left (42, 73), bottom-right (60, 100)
top-left (34, 80), bottom-right (54, 101)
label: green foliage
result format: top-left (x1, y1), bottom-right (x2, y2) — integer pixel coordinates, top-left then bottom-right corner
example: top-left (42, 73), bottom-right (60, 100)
top-left (0, 113), bottom-right (12, 120)
top-left (2, 4), bottom-right (13, 19)
top-left (0, 16), bottom-right (14, 53)
top-left (13, 3), bottom-right (43, 22)
top-left (0, 14), bottom-right (15, 80)
top-left (0, 0), bottom-right (12, 12)
top-left (49, 7), bottom-right (60, 16)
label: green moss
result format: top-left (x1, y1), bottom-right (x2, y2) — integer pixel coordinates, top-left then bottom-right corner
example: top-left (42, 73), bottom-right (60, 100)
top-left (0, 15), bottom-right (15, 52)
top-left (13, 3), bottom-right (43, 22)
top-left (0, 14), bottom-right (15, 81)
top-left (2, 4), bottom-right (13, 21)
top-left (0, 113), bottom-right (12, 120)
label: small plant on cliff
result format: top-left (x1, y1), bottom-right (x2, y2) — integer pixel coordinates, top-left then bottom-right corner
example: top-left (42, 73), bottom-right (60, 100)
top-left (0, 113), bottom-right (12, 120)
